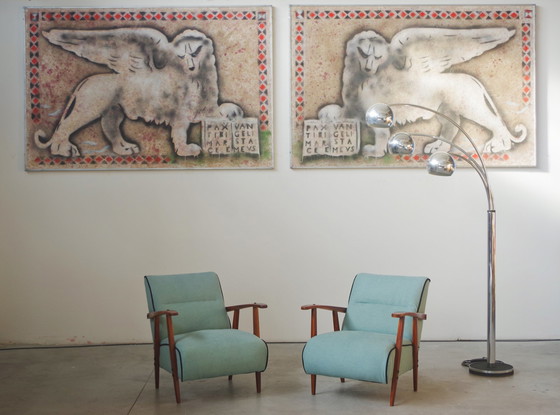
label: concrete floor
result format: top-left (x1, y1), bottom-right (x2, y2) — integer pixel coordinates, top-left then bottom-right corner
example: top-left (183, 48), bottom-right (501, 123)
top-left (0, 341), bottom-right (558, 414)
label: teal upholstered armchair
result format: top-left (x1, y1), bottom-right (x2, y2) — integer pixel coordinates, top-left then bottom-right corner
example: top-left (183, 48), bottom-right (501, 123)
top-left (144, 272), bottom-right (268, 403)
top-left (301, 273), bottom-right (430, 406)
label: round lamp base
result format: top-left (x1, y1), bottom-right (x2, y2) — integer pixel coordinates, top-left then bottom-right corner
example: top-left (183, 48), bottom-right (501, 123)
top-left (466, 359), bottom-right (514, 376)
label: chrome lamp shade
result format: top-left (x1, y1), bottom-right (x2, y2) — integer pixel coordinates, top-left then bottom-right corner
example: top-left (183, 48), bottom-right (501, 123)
top-left (387, 133), bottom-right (415, 156)
top-left (366, 103), bottom-right (514, 377)
top-left (365, 103), bottom-right (395, 128)
top-left (426, 153), bottom-right (456, 176)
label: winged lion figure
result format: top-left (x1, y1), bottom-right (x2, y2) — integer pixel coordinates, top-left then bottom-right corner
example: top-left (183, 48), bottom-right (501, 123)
top-left (318, 27), bottom-right (527, 157)
top-left (34, 27), bottom-right (243, 157)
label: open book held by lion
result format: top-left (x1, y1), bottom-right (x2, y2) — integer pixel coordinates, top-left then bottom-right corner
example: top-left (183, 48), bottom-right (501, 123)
top-left (35, 27), bottom-right (243, 157)
top-left (318, 27), bottom-right (527, 158)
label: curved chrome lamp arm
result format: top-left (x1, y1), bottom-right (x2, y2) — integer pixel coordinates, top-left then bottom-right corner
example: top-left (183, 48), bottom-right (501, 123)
top-left (389, 102), bottom-right (488, 176)
top-left (408, 133), bottom-right (494, 210)
top-left (367, 102), bottom-right (494, 210)
top-left (367, 102), bottom-right (513, 376)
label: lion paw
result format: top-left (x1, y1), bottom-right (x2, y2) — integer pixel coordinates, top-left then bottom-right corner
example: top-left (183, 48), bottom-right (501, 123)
top-left (362, 144), bottom-right (385, 158)
top-left (51, 141), bottom-right (80, 157)
top-left (176, 143), bottom-right (202, 157)
top-left (113, 141), bottom-right (140, 155)
top-left (424, 140), bottom-right (451, 154)
top-left (219, 103), bottom-right (244, 121)
top-left (483, 137), bottom-right (511, 153)
top-left (318, 105), bottom-right (343, 122)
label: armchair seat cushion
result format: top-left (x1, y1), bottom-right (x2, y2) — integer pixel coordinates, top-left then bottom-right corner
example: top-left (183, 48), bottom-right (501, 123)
top-left (160, 329), bottom-right (268, 381)
top-left (302, 330), bottom-right (413, 384)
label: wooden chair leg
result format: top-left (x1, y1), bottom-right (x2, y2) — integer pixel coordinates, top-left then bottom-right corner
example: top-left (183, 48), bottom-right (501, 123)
top-left (155, 364), bottom-right (160, 389)
top-left (390, 316), bottom-right (405, 406)
top-left (153, 321), bottom-right (161, 389)
top-left (255, 372), bottom-right (262, 393)
top-left (169, 346), bottom-right (181, 403)
top-left (311, 374), bottom-right (317, 395)
top-left (413, 348), bottom-right (419, 392)
top-left (164, 314), bottom-right (181, 403)
top-left (412, 317), bottom-right (420, 392)
top-left (172, 371), bottom-right (181, 404)
top-left (390, 370), bottom-right (399, 407)
top-left (154, 349), bottom-right (160, 389)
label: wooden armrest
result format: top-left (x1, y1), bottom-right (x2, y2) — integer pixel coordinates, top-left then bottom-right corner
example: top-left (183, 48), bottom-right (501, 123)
top-left (226, 303), bottom-right (268, 311)
top-left (301, 304), bottom-right (347, 337)
top-left (225, 303), bottom-right (267, 337)
top-left (146, 309), bottom-right (179, 393)
top-left (390, 312), bottom-right (427, 405)
top-left (146, 310), bottom-right (179, 361)
top-left (301, 304), bottom-right (347, 313)
top-left (391, 312), bottom-right (427, 320)
top-left (392, 312), bottom-right (427, 368)
top-left (147, 310), bottom-right (179, 319)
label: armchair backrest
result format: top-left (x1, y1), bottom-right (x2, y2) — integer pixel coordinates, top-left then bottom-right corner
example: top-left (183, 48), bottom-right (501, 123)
top-left (342, 273), bottom-right (430, 340)
top-left (144, 272), bottom-right (231, 339)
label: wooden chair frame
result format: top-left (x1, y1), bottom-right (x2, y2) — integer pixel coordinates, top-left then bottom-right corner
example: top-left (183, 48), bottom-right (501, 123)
top-left (147, 302), bottom-right (267, 403)
top-left (301, 304), bottom-right (427, 406)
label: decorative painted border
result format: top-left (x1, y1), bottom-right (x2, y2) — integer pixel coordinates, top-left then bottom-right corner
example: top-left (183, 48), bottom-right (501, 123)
top-left (291, 5), bottom-right (536, 168)
top-left (30, 10), bottom-right (265, 22)
top-left (26, 7), bottom-right (272, 170)
top-left (302, 9), bottom-right (527, 20)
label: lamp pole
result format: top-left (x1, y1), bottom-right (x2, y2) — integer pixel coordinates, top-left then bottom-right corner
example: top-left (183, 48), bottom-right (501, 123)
top-left (366, 103), bottom-right (513, 376)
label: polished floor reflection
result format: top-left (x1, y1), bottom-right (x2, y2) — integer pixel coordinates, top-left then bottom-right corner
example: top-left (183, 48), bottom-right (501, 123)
top-left (0, 341), bottom-right (558, 414)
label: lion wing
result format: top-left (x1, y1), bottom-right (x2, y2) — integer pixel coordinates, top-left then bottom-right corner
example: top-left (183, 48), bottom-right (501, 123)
top-left (389, 27), bottom-right (515, 73)
top-left (42, 28), bottom-right (172, 74)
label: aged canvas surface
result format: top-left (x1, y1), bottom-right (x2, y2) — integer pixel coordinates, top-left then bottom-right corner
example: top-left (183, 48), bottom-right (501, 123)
top-left (291, 5), bottom-right (536, 168)
top-left (25, 7), bottom-right (273, 170)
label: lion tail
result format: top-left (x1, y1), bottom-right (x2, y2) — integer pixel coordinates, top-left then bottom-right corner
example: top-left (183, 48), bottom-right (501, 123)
top-left (34, 130), bottom-right (52, 149)
top-left (511, 123), bottom-right (528, 144)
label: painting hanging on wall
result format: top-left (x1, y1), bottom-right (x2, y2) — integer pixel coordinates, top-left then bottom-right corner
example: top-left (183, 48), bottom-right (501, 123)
top-left (290, 5), bottom-right (536, 168)
top-left (25, 7), bottom-right (273, 170)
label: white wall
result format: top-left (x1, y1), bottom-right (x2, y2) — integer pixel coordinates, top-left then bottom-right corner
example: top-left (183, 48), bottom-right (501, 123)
top-left (1, 0), bottom-right (559, 345)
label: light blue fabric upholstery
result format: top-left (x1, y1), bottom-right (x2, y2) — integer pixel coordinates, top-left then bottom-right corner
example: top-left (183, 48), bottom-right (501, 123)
top-left (302, 273), bottom-right (429, 385)
top-left (343, 273), bottom-right (429, 340)
top-left (160, 329), bottom-right (268, 381)
top-left (303, 331), bottom-right (413, 383)
top-left (145, 272), bottom-right (268, 382)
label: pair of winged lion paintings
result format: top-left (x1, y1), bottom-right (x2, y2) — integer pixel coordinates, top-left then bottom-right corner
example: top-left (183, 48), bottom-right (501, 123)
top-left (25, 5), bottom-right (535, 170)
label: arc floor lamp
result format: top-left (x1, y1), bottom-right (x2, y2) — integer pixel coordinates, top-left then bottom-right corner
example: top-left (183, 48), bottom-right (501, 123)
top-left (366, 102), bottom-right (514, 376)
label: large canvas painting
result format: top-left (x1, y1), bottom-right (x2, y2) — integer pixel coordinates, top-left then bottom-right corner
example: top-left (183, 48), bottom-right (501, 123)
top-left (25, 7), bottom-right (273, 170)
top-left (291, 5), bottom-right (536, 168)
